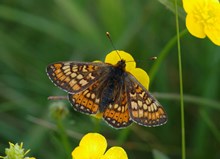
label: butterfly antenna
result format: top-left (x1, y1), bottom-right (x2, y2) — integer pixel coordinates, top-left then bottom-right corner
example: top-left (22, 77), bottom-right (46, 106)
top-left (149, 56), bottom-right (157, 60)
top-left (126, 60), bottom-right (136, 63)
top-left (126, 56), bottom-right (157, 64)
top-left (106, 32), bottom-right (122, 59)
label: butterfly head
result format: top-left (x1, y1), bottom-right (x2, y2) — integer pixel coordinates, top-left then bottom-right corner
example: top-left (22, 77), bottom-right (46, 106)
top-left (116, 59), bottom-right (126, 70)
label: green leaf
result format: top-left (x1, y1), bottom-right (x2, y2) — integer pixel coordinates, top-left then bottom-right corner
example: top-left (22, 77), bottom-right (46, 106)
top-left (158, 0), bottom-right (186, 19)
top-left (152, 149), bottom-right (170, 159)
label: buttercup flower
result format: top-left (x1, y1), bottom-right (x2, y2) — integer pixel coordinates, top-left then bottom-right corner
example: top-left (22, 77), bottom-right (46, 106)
top-left (72, 133), bottom-right (128, 159)
top-left (0, 142), bottom-right (35, 159)
top-left (105, 50), bottom-right (150, 90)
top-left (182, 0), bottom-right (220, 45)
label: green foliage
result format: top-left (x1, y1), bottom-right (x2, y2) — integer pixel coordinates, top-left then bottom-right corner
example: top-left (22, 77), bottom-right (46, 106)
top-left (0, 142), bottom-right (34, 159)
top-left (0, 0), bottom-right (219, 159)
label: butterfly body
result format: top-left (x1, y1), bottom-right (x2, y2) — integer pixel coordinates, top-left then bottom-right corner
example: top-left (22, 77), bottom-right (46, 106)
top-left (99, 60), bottom-right (126, 112)
top-left (47, 55), bottom-right (167, 128)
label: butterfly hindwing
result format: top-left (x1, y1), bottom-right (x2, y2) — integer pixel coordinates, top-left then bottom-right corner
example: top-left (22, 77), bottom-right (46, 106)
top-left (46, 61), bottom-right (108, 93)
top-left (68, 80), bottom-right (102, 114)
top-left (126, 74), bottom-right (167, 127)
top-left (67, 68), bottom-right (133, 128)
top-left (103, 86), bottom-right (132, 128)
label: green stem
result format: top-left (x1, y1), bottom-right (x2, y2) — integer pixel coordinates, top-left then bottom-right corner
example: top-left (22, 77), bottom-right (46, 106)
top-left (57, 119), bottom-right (72, 159)
top-left (174, 0), bottom-right (186, 159)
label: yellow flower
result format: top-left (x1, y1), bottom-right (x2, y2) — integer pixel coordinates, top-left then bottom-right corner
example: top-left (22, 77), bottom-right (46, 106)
top-left (105, 50), bottom-right (150, 90)
top-left (72, 133), bottom-right (128, 159)
top-left (182, 0), bottom-right (220, 45)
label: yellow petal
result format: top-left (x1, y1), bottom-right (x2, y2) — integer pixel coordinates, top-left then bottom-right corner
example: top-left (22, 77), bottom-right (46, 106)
top-left (72, 146), bottom-right (90, 159)
top-left (101, 147), bottom-right (128, 159)
top-left (204, 5), bottom-right (220, 46)
top-left (209, 0), bottom-right (220, 3)
top-left (205, 24), bottom-right (220, 46)
top-left (72, 133), bottom-right (107, 159)
top-left (186, 14), bottom-right (206, 38)
top-left (105, 50), bottom-right (136, 71)
top-left (182, 0), bottom-right (198, 13)
top-left (92, 112), bottom-right (103, 119)
top-left (130, 68), bottom-right (150, 90)
top-left (183, 0), bottom-right (219, 13)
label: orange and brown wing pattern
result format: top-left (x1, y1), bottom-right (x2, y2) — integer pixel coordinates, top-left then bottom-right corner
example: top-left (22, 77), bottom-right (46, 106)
top-left (46, 61), bottom-right (108, 94)
top-left (103, 87), bottom-right (132, 128)
top-left (68, 81), bottom-right (101, 114)
top-left (126, 74), bottom-right (167, 127)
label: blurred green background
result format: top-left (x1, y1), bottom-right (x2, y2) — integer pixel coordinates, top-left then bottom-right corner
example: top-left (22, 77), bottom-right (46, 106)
top-left (0, 0), bottom-right (220, 159)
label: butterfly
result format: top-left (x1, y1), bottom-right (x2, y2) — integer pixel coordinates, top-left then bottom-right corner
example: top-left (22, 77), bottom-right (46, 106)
top-left (46, 51), bottom-right (167, 128)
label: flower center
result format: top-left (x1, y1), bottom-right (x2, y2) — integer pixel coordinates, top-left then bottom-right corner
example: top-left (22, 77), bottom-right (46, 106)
top-left (193, 2), bottom-right (218, 25)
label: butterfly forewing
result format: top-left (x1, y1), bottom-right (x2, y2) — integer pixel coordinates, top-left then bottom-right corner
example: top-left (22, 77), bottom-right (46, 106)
top-left (126, 74), bottom-right (167, 127)
top-left (46, 61), bottom-right (108, 94)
